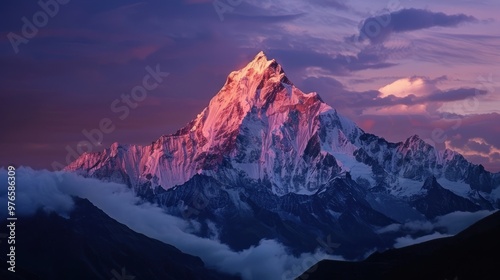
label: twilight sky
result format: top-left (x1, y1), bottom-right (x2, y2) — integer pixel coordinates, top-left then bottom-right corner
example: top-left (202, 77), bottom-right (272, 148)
top-left (1, 0), bottom-right (499, 172)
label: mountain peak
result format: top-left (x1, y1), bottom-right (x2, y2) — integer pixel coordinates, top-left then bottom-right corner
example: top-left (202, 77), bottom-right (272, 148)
top-left (191, 52), bottom-right (328, 145)
top-left (253, 50), bottom-right (268, 61)
top-left (401, 134), bottom-right (427, 150)
top-left (212, 52), bottom-right (311, 113)
top-left (408, 134), bottom-right (421, 141)
top-left (236, 51), bottom-right (285, 82)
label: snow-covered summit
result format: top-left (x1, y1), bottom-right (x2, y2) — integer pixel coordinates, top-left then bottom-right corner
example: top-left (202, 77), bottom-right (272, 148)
top-left (66, 51), bottom-right (364, 194)
top-left (66, 51), bottom-right (499, 198)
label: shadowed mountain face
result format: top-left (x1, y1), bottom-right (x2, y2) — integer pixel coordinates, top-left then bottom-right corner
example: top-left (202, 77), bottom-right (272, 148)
top-left (0, 198), bottom-right (238, 280)
top-left (297, 211), bottom-right (500, 280)
top-left (65, 52), bottom-right (500, 259)
top-left (410, 176), bottom-right (483, 218)
top-left (157, 174), bottom-right (396, 258)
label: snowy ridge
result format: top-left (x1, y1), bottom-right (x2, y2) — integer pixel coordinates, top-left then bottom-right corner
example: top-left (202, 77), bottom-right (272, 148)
top-left (66, 51), bottom-right (500, 199)
top-left (67, 52), bottom-right (364, 195)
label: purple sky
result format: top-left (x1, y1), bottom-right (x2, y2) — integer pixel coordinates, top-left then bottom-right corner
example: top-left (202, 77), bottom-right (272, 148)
top-left (1, 0), bottom-right (499, 172)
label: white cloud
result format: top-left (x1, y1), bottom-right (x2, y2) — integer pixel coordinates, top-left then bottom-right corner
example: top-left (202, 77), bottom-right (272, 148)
top-left (378, 210), bottom-right (496, 249)
top-left (378, 77), bottom-right (437, 98)
top-left (434, 210), bottom-right (495, 234)
top-left (0, 168), bottom-right (75, 218)
top-left (394, 232), bottom-right (451, 248)
top-left (0, 167), bottom-right (343, 280)
top-left (361, 76), bottom-right (440, 116)
top-left (376, 219), bottom-right (434, 235)
top-left (401, 219), bottom-right (435, 232)
top-left (376, 223), bottom-right (400, 234)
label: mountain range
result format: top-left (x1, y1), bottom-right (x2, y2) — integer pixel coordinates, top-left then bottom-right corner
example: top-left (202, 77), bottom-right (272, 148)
top-left (65, 51), bottom-right (500, 260)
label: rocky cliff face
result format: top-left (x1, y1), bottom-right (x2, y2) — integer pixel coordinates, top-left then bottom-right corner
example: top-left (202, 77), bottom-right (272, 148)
top-left (66, 51), bottom-right (364, 196)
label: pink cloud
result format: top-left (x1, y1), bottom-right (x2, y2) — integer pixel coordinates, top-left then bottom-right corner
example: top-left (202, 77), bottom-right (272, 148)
top-left (362, 104), bottom-right (428, 115)
top-left (378, 76), bottom-right (438, 98)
